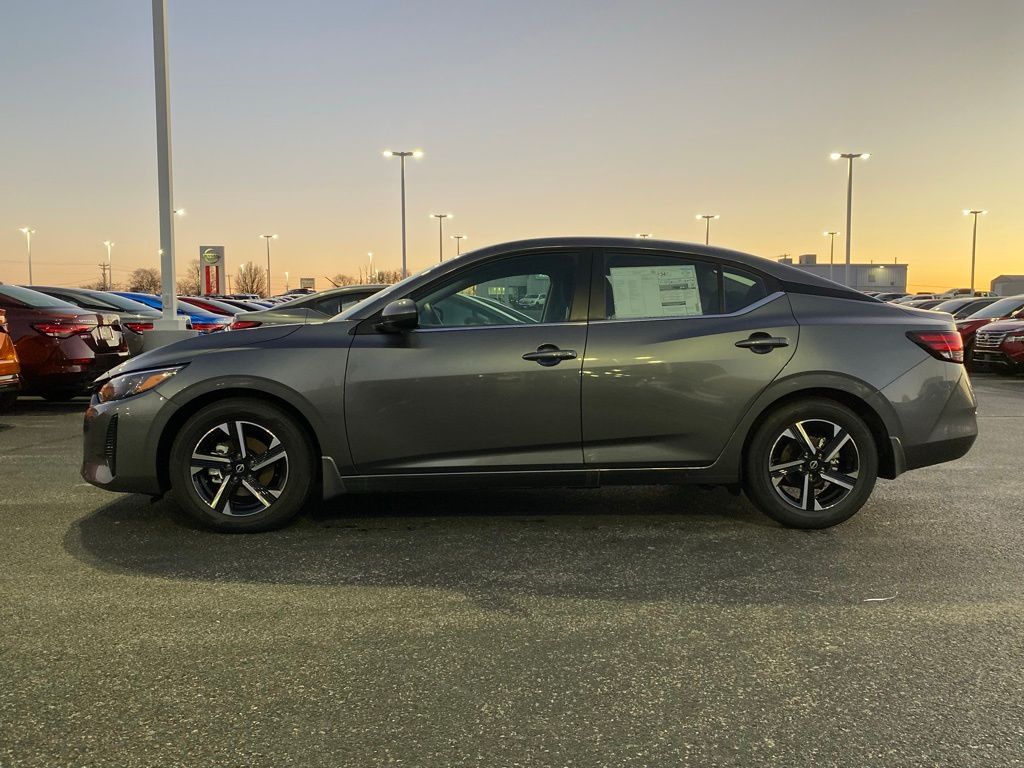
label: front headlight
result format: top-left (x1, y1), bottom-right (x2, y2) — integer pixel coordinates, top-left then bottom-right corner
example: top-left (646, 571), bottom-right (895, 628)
top-left (97, 366), bottom-right (183, 403)
top-left (1005, 334), bottom-right (1024, 344)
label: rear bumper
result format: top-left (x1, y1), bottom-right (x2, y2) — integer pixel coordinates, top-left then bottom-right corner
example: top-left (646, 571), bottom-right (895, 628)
top-left (0, 373), bottom-right (19, 393)
top-left (904, 435), bottom-right (976, 471)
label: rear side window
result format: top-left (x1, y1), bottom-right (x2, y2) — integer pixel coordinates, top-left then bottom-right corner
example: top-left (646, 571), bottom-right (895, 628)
top-left (599, 253), bottom-right (769, 320)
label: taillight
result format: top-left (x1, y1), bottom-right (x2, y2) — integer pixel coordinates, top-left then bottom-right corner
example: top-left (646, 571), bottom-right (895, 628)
top-left (33, 322), bottom-right (95, 338)
top-left (907, 331), bottom-right (964, 363)
top-left (191, 321), bottom-right (226, 333)
top-left (229, 319), bottom-right (263, 330)
top-left (122, 322), bottom-right (154, 334)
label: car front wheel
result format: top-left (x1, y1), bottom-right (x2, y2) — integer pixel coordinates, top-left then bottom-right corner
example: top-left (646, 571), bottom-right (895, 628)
top-left (743, 398), bottom-right (878, 529)
top-left (169, 398), bottom-right (314, 532)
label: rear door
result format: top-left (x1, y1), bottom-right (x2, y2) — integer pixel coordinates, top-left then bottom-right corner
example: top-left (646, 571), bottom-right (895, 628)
top-left (582, 249), bottom-right (798, 466)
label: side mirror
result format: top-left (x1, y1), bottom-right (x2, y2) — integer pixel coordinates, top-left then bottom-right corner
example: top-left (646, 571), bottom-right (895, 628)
top-left (376, 298), bottom-right (418, 332)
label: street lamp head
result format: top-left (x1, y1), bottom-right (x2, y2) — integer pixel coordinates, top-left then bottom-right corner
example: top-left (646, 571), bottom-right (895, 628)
top-left (964, 209), bottom-right (987, 216)
top-left (384, 149), bottom-right (424, 159)
top-left (824, 230), bottom-right (839, 236)
top-left (412, 149), bottom-right (424, 158)
top-left (260, 233), bottom-right (278, 239)
top-left (830, 152), bottom-right (841, 160)
top-left (173, 208), bottom-right (186, 217)
top-left (430, 213), bottom-right (452, 220)
top-left (831, 152), bottom-right (869, 160)
top-left (19, 227), bottom-right (35, 235)
top-left (450, 234), bottom-right (466, 240)
top-left (696, 214), bottom-right (719, 220)
top-left (103, 240), bottom-right (114, 247)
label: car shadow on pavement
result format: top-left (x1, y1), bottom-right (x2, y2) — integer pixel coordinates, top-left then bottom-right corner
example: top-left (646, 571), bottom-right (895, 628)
top-left (62, 485), bottom-right (904, 608)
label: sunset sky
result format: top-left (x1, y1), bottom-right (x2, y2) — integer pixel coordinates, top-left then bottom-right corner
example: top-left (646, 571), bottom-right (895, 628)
top-left (1, 0), bottom-right (1021, 294)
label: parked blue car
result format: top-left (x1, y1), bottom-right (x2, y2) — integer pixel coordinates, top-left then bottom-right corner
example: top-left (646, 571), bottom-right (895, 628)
top-left (111, 292), bottom-right (229, 333)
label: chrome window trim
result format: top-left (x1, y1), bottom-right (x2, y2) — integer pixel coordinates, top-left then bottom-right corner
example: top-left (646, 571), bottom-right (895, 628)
top-left (592, 290), bottom-right (786, 325)
top-left (411, 320), bottom-right (588, 334)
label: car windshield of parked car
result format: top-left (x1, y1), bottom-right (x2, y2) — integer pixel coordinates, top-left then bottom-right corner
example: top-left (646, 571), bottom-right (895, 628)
top-left (0, 285), bottom-right (79, 309)
top-left (416, 253), bottom-right (577, 327)
top-left (965, 296), bottom-right (1024, 320)
top-left (75, 290), bottom-right (156, 313)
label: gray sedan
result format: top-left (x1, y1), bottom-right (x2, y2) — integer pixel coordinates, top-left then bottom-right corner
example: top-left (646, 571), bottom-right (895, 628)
top-left (83, 237), bottom-right (977, 532)
top-left (228, 285), bottom-right (385, 329)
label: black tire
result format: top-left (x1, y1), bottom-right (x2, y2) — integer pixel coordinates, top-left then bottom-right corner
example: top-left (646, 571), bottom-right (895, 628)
top-left (169, 397), bottom-right (315, 532)
top-left (743, 397), bottom-right (878, 529)
top-left (0, 392), bottom-right (16, 413)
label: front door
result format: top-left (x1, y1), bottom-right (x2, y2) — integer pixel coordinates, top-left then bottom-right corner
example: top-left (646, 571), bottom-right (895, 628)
top-left (345, 251), bottom-right (589, 473)
top-left (582, 249), bottom-right (798, 466)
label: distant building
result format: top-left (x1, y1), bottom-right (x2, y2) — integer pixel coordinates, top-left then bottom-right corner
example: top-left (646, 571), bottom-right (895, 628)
top-left (991, 275), bottom-right (1024, 296)
top-left (777, 254), bottom-right (908, 292)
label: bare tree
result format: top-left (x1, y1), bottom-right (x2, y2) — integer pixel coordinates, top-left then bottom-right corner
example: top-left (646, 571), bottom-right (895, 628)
top-left (176, 259), bottom-right (202, 296)
top-left (80, 279), bottom-right (118, 291)
top-left (235, 262), bottom-right (267, 296)
top-left (330, 273), bottom-right (359, 286)
top-left (127, 268), bottom-right (161, 294)
top-left (375, 269), bottom-right (403, 285)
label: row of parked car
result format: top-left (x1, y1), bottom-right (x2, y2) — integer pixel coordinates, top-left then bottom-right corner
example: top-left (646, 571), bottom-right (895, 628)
top-left (0, 283), bottom-right (382, 409)
top-left (864, 290), bottom-right (1024, 375)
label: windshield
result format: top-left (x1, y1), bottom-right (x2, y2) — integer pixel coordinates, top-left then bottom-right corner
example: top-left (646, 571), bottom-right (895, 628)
top-left (331, 261), bottom-right (453, 321)
top-left (0, 285), bottom-right (79, 309)
top-left (964, 296), bottom-right (1024, 320)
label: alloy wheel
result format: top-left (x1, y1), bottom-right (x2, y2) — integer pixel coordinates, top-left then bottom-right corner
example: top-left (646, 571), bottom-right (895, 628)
top-left (767, 418), bottom-right (860, 512)
top-left (189, 420), bottom-right (289, 517)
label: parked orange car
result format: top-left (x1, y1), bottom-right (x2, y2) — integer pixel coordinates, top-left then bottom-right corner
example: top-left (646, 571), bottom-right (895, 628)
top-left (0, 308), bottom-right (21, 411)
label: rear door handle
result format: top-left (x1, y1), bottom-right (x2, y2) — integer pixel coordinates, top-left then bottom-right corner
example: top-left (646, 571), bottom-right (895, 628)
top-left (523, 344), bottom-right (578, 366)
top-left (735, 334), bottom-right (789, 353)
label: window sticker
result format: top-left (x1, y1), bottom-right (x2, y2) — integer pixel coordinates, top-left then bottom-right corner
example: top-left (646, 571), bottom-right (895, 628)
top-left (608, 264), bottom-right (703, 318)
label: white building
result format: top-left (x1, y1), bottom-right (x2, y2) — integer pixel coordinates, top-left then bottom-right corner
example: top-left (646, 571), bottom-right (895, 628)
top-left (991, 275), bottom-right (1024, 296)
top-left (777, 254), bottom-right (908, 292)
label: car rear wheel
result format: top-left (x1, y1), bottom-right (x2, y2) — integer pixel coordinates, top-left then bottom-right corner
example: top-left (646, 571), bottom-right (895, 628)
top-left (744, 398), bottom-right (878, 529)
top-left (169, 398), bottom-right (314, 532)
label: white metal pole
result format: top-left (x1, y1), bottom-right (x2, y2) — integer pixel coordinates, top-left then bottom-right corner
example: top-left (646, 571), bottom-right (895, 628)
top-left (400, 155), bottom-right (407, 279)
top-left (152, 0), bottom-right (182, 329)
top-left (970, 212), bottom-right (978, 293)
top-left (844, 157), bottom-right (853, 288)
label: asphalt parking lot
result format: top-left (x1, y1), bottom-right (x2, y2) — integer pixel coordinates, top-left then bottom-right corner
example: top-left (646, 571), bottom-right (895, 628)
top-left (1, 376), bottom-right (1022, 767)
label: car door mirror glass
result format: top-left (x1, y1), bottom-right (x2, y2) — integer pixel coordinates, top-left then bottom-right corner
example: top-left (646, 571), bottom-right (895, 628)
top-left (377, 299), bottom-right (419, 332)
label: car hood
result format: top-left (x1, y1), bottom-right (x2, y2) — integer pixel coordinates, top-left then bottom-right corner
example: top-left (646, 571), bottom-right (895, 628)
top-left (95, 323), bottom-right (305, 382)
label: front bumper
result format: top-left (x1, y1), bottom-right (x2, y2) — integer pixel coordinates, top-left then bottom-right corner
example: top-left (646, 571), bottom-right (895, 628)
top-left (81, 390), bottom-right (169, 495)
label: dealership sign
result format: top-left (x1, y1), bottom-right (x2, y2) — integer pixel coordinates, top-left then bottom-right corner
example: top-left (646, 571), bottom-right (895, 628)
top-left (199, 246), bottom-right (225, 295)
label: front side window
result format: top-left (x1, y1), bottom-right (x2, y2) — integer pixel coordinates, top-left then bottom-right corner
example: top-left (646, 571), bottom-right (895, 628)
top-left (416, 253), bottom-right (578, 328)
top-left (600, 253), bottom-right (768, 320)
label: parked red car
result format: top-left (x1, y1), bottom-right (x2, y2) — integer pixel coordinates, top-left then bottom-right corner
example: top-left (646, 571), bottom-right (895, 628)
top-left (972, 316), bottom-right (1024, 374)
top-left (0, 285), bottom-right (129, 400)
top-left (955, 294), bottom-right (1024, 368)
top-left (0, 309), bottom-right (21, 411)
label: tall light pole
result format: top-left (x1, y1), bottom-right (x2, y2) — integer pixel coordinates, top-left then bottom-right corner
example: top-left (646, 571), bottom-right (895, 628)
top-left (151, 0), bottom-right (185, 331)
top-left (431, 213), bottom-right (452, 262)
top-left (696, 214), bottom-right (718, 245)
top-left (260, 233), bottom-right (277, 297)
top-left (102, 240), bottom-right (115, 289)
top-left (284, 270), bottom-right (289, 292)
top-left (824, 231), bottom-right (839, 283)
top-left (830, 152), bottom-right (870, 287)
top-left (368, 252), bottom-right (374, 282)
top-left (450, 234), bottom-right (466, 255)
top-left (383, 149), bottom-right (423, 278)
top-left (18, 228), bottom-right (35, 283)
top-left (963, 210), bottom-right (987, 293)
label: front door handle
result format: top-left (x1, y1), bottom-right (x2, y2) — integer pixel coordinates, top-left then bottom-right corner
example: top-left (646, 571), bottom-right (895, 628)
top-left (522, 344), bottom-right (578, 366)
top-left (735, 333), bottom-right (789, 354)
